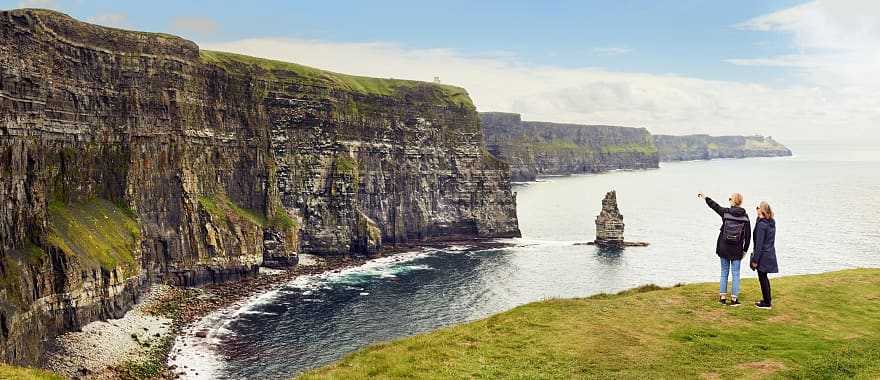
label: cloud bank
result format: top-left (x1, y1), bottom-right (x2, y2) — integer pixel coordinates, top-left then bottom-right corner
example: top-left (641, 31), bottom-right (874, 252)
top-left (201, 1), bottom-right (878, 142)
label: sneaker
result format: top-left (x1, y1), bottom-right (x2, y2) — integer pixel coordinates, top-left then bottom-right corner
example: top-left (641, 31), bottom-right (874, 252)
top-left (755, 301), bottom-right (772, 309)
top-left (719, 297), bottom-right (727, 305)
top-left (729, 299), bottom-right (741, 307)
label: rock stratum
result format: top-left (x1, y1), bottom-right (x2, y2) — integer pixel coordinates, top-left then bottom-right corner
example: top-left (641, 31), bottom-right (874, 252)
top-left (481, 112), bottom-right (792, 181)
top-left (481, 112), bottom-right (659, 182)
top-left (0, 9), bottom-right (519, 365)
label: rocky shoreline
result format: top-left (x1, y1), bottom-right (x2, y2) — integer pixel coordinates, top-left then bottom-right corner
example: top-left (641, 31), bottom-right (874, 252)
top-left (41, 239), bottom-right (508, 379)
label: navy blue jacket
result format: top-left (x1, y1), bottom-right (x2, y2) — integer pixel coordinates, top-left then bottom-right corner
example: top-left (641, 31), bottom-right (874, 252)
top-left (705, 197), bottom-right (751, 260)
top-left (751, 218), bottom-right (778, 273)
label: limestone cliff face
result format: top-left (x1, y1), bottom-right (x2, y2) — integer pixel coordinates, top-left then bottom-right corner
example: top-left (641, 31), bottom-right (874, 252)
top-left (481, 113), bottom-right (660, 181)
top-left (654, 134), bottom-right (792, 161)
top-left (0, 9), bottom-right (519, 365)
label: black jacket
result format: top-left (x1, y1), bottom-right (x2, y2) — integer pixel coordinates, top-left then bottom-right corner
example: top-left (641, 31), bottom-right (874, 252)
top-left (751, 218), bottom-right (778, 273)
top-left (705, 197), bottom-right (751, 260)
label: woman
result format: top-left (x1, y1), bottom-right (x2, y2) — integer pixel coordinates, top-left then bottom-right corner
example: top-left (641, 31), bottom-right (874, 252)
top-left (751, 202), bottom-right (778, 309)
top-left (698, 192), bottom-right (751, 306)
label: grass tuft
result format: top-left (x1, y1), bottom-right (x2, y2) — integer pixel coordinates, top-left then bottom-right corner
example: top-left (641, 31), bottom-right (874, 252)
top-left (198, 194), bottom-right (266, 226)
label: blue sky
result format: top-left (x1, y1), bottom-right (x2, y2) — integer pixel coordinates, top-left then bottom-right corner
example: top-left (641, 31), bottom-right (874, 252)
top-left (8, 0), bottom-right (803, 83)
top-left (6, 1), bottom-right (879, 141)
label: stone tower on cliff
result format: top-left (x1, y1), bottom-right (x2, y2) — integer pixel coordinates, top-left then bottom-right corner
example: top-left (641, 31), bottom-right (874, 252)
top-left (595, 191), bottom-right (625, 248)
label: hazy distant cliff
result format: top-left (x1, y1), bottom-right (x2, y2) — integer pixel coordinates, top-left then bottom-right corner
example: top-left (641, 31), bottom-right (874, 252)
top-left (480, 112), bottom-right (659, 181)
top-left (654, 134), bottom-right (792, 161)
top-left (0, 9), bottom-right (518, 364)
top-left (481, 113), bottom-right (792, 181)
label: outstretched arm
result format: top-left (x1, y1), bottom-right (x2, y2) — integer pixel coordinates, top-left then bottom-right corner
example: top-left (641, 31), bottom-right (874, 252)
top-left (704, 196), bottom-right (725, 217)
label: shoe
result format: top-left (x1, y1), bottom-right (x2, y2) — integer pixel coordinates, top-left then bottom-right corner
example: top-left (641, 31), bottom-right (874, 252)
top-left (719, 297), bottom-right (727, 305)
top-left (729, 299), bottom-right (741, 307)
top-left (755, 301), bottom-right (772, 309)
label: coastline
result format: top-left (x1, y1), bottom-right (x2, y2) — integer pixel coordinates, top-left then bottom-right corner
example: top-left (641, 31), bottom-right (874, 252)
top-left (40, 239), bottom-right (508, 379)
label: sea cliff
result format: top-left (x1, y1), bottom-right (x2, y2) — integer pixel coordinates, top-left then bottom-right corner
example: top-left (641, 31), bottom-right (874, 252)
top-left (0, 9), bottom-right (519, 365)
top-left (653, 134), bottom-right (792, 161)
top-left (481, 112), bottom-right (792, 181)
top-left (480, 112), bottom-right (659, 182)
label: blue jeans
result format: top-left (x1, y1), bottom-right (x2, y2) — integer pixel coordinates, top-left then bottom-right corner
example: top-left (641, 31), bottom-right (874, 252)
top-left (719, 258), bottom-right (741, 297)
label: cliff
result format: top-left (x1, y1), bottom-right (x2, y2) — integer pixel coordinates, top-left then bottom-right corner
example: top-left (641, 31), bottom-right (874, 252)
top-left (0, 9), bottom-right (519, 365)
top-left (654, 134), bottom-right (792, 161)
top-left (481, 113), bottom-right (792, 181)
top-left (480, 113), bottom-right (659, 181)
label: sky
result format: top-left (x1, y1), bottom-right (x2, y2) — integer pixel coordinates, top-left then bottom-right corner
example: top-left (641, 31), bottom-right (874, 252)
top-left (5, 0), bottom-right (879, 142)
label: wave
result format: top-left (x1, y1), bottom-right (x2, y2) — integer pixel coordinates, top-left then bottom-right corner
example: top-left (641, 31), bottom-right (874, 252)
top-left (168, 248), bottom-right (441, 379)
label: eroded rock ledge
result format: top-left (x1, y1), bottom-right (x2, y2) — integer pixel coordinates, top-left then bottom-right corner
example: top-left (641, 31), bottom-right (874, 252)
top-left (0, 9), bottom-right (519, 365)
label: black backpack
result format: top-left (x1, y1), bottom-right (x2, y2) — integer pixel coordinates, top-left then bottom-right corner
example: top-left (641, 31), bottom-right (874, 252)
top-left (721, 212), bottom-right (749, 245)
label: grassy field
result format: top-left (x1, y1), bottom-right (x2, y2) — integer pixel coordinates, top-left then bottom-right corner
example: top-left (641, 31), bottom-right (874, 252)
top-left (0, 364), bottom-right (62, 380)
top-left (302, 269), bottom-right (880, 379)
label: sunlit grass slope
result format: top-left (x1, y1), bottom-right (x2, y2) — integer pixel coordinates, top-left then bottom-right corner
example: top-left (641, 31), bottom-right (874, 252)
top-left (0, 364), bottom-right (63, 380)
top-left (302, 269), bottom-right (880, 379)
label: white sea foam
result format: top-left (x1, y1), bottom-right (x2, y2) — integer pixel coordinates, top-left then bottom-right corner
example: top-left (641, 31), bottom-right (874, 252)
top-left (168, 248), bottom-right (439, 379)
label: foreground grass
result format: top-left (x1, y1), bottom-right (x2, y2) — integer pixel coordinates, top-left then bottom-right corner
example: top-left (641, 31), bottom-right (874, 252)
top-left (302, 269), bottom-right (880, 379)
top-left (0, 364), bottom-right (62, 380)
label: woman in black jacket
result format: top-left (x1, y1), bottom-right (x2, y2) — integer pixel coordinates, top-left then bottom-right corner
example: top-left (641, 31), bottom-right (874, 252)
top-left (698, 192), bottom-right (751, 306)
top-left (751, 201), bottom-right (778, 309)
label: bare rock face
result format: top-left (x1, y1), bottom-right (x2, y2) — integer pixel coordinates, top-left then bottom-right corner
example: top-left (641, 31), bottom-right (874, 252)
top-left (595, 191), bottom-right (625, 249)
top-left (0, 9), bottom-right (520, 365)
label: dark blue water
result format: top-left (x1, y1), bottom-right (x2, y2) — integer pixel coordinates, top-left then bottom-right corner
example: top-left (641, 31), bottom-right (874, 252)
top-left (171, 141), bottom-right (880, 379)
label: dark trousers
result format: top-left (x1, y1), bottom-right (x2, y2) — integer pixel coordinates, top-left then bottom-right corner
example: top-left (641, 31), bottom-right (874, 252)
top-left (757, 271), bottom-right (772, 304)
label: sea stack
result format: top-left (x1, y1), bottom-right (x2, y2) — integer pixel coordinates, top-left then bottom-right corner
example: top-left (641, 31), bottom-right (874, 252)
top-left (595, 191), bottom-right (625, 249)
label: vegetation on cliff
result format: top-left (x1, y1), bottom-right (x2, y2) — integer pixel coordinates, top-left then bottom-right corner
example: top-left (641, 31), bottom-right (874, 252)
top-left (303, 269), bottom-right (880, 379)
top-left (0, 364), bottom-right (62, 380)
top-left (46, 198), bottom-right (140, 272)
top-left (199, 50), bottom-right (474, 108)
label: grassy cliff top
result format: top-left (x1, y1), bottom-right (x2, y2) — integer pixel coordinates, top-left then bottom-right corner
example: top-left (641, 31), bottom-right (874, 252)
top-left (302, 269), bottom-right (880, 379)
top-left (199, 50), bottom-right (474, 108)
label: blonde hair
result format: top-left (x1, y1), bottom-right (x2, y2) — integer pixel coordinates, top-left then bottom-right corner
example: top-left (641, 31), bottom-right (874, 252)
top-left (758, 201), bottom-right (774, 220)
top-left (729, 193), bottom-right (743, 207)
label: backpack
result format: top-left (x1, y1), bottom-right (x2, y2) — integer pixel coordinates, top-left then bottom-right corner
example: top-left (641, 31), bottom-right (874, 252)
top-left (721, 212), bottom-right (749, 245)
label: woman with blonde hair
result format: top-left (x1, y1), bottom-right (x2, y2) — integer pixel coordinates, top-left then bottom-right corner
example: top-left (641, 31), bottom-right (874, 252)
top-left (751, 202), bottom-right (778, 309)
top-left (698, 192), bottom-right (751, 306)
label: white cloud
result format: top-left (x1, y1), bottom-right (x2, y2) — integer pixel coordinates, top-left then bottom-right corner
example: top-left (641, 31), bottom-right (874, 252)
top-left (592, 47), bottom-right (632, 56)
top-left (170, 16), bottom-right (220, 35)
top-left (87, 12), bottom-right (128, 28)
top-left (731, 1), bottom-right (880, 89)
top-left (201, 2), bottom-right (880, 142)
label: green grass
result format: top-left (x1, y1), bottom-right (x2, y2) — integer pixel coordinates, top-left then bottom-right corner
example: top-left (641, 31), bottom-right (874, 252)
top-left (0, 364), bottom-right (63, 380)
top-left (199, 50), bottom-right (473, 108)
top-left (47, 198), bottom-right (140, 271)
top-left (269, 209), bottom-right (298, 230)
top-left (302, 269), bottom-right (880, 379)
top-left (334, 155), bottom-right (359, 176)
top-left (600, 142), bottom-right (659, 155)
top-left (198, 193), bottom-right (267, 226)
